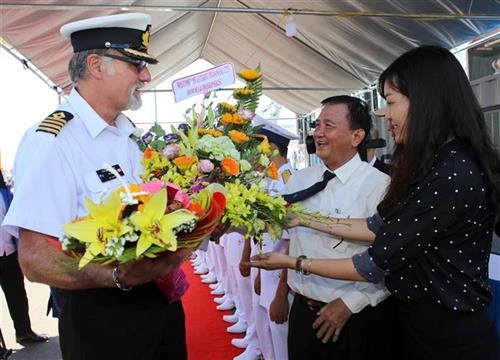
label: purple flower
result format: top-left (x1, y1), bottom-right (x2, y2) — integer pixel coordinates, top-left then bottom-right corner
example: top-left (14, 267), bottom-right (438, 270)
top-left (190, 183), bottom-right (205, 193)
top-left (162, 144), bottom-right (180, 160)
top-left (141, 131), bottom-right (154, 144)
top-left (178, 123), bottom-right (190, 134)
top-left (198, 159), bottom-right (215, 173)
top-left (163, 133), bottom-right (181, 143)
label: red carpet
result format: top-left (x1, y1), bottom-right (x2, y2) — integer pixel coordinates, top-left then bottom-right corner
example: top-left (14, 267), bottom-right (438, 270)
top-left (182, 262), bottom-right (243, 360)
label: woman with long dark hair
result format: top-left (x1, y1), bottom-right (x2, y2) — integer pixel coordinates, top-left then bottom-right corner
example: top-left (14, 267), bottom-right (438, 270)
top-left (251, 45), bottom-right (500, 359)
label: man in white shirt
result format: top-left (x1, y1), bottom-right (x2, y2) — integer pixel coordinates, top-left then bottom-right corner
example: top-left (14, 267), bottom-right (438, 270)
top-left (283, 96), bottom-right (391, 359)
top-left (2, 13), bottom-right (189, 360)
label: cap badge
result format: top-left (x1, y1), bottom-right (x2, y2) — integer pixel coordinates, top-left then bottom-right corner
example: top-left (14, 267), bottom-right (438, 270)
top-left (142, 27), bottom-right (150, 48)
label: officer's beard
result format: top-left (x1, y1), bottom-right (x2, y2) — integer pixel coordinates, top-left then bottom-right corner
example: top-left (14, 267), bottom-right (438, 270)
top-left (127, 82), bottom-right (145, 110)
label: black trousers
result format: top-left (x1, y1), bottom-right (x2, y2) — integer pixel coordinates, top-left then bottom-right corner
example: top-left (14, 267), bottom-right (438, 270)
top-left (59, 283), bottom-right (187, 360)
top-left (288, 293), bottom-right (392, 360)
top-left (0, 252), bottom-right (31, 335)
top-left (390, 297), bottom-right (500, 360)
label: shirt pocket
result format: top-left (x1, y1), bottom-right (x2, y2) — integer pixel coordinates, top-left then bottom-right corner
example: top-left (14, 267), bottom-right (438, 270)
top-left (83, 171), bottom-right (122, 203)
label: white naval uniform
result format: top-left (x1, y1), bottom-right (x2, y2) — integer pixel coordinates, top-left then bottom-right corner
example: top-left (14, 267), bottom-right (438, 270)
top-left (286, 154), bottom-right (390, 312)
top-left (2, 87), bottom-right (190, 360)
top-left (255, 162), bottom-right (294, 360)
top-left (3, 88), bottom-right (143, 238)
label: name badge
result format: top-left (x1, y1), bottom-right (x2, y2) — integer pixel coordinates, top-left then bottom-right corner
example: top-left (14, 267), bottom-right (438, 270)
top-left (96, 164), bottom-right (125, 183)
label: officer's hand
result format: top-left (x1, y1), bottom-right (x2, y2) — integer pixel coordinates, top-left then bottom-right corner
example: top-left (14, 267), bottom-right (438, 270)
top-left (117, 248), bottom-right (192, 287)
top-left (312, 298), bottom-right (352, 343)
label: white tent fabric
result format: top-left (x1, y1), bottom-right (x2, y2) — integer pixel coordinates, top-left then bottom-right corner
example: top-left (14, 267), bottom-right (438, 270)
top-left (1, 0), bottom-right (499, 114)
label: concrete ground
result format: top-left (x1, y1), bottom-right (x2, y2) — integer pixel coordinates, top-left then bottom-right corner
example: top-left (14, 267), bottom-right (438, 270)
top-left (0, 280), bottom-right (61, 359)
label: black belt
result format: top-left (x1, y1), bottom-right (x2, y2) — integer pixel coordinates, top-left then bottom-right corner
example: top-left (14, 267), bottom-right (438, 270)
top-left (295, 292), bottom-right (326, 312)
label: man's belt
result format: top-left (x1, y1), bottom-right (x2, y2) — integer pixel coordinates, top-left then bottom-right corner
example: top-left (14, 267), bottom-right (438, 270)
top-left (295, 292), bottom-right (326, 312)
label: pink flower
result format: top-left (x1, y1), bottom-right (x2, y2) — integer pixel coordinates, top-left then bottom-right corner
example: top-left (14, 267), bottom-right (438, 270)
top-left (198, 159), bottom-right (215, 173)
top-left (140, 179), bottom-right (164, 193)
top-left (238, 109), bottom-right (255, 120)
top-left (163, 144), bottom-right (179, 160)
top-left (174, 191), bottom-right (191, 209)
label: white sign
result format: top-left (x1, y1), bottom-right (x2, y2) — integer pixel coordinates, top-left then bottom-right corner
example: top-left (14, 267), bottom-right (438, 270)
top-left (172, 63), bottom-right (235, 102)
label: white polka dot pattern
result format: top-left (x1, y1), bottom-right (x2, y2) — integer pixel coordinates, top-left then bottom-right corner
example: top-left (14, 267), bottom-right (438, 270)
top-left (368, 140), bottom-right (494, 312)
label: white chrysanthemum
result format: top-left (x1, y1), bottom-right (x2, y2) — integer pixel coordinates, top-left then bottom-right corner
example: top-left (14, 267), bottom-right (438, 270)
top-left (195, 135), bottom-right (241, 161)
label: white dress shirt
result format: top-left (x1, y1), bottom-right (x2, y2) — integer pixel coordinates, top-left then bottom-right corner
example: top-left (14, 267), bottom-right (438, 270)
top-left (3, 88), bottom-right (143, 239)
top-left (286, 154), bottom-right (391, 313)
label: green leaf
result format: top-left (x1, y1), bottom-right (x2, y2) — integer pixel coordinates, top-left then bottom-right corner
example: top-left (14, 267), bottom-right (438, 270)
top-left (150, 139), bottom-right (166, 151)
top-left (150, 123), bottom-right (166, 137)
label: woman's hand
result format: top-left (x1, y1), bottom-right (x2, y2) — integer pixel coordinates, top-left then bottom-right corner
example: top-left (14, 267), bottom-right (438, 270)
top-left (249, 252), bottom-right (295, 270)
top-left (286, 210), bottom-right (301, 228)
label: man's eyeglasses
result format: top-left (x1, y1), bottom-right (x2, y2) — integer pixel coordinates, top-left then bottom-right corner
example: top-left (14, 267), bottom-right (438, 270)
top-left (103, 54), bottom-right (148, 72)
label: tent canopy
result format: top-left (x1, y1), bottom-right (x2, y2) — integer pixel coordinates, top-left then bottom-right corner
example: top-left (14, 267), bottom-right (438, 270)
top-left (1, 1), bottom-right (499, 114)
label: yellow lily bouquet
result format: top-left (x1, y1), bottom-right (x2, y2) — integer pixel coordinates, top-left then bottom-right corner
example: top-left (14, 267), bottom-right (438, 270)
top-left (134, 66), bottom-right (290, 242)
top-left (59, 168), bottom-right (225, 269)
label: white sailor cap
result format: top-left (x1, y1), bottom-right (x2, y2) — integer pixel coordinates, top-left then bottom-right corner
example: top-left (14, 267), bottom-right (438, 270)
top-left (60, 12), bottom-right (158, 64)
top-left (253, 115), bottom-right (299, 147)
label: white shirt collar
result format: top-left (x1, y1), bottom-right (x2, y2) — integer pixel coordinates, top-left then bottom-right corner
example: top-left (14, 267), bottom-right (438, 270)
top-left (68, 88), bottom-right (136, 139)
top-left (321, 153), bottom-right (362, 185)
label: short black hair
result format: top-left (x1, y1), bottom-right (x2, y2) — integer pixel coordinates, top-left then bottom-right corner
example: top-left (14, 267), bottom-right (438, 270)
top-left (320, 95), bottom-right (371, 160)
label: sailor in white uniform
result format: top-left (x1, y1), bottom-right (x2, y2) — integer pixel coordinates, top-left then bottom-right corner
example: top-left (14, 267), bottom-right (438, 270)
top-left (236, 116), bottom-right (299, 360)
top-left (2, 13), bottom-right (190, 360)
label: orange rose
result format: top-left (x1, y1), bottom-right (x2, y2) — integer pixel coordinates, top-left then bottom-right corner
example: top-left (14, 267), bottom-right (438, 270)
top-left (228, 130), bottom-right (249, 144)
top-left (221, 158), bottom-right (240, 176)
top-left (173, 156), bottom-right (197, 171)
top-left (220, 113), bottom-right (234, 126)
top-left (144, 148), bottom-right (154, 160)
top-left (266, 162), bottom-right (279, 180)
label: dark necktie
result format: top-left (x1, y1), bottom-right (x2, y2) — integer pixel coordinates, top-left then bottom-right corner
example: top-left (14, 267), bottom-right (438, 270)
top-left (282, 170), bottom-right (336, 204)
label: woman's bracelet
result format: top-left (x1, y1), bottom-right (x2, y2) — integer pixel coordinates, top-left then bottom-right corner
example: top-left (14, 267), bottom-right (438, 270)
top-left (295, 255), bottom-right (311, 275)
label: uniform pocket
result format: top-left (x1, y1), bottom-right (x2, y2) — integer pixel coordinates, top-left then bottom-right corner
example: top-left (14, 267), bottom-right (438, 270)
top-left (83, 171), bottom-right (122, 203)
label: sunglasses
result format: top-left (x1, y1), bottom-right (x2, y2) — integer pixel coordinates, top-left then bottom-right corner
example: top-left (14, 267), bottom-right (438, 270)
top-left (103, 54), bottom-right (148, 72)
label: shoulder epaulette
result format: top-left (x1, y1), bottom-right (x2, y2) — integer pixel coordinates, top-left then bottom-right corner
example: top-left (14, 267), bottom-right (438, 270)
top-left (281, 169), bottom-right (292, 184)
top-left (36, 111), bottom-right (73, 136)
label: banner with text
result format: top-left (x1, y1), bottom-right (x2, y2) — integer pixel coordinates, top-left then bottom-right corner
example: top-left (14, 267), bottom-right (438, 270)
top-left (172, 63), bottom-right (235, 102)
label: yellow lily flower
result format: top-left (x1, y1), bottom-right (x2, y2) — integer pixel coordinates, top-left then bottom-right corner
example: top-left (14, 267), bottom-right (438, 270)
top-left (130, 189), bottom-right (197, 256)
top-left (63, 190), bottom-right (132, 268)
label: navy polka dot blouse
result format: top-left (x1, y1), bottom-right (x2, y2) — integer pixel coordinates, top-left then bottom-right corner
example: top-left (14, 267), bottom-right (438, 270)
top-left (354, 140), bottom-right (494, 312)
